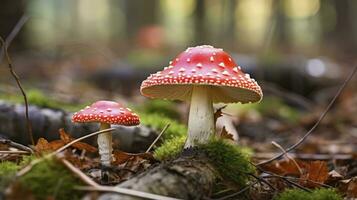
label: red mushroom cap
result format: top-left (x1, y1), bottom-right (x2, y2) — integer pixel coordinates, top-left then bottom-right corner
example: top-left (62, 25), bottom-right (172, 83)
top-left (141, 45), bottom-right (262, 103)
top-left (72, 101), bottom-right (140, 126)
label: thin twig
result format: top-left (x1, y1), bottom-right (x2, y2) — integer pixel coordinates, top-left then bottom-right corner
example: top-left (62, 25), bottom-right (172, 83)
top-left (249, 173), bottom-right (278, 191)
top-left (0, 150), bottom-right (30, 154)
top-left (252, 162), bottom-right (312, 192)
top-left (271, 141), bottom-right (303, 175)
top-left (76, 186), bottom-right (182, 200)
top-left (0, 37), bottom-right (34, 145)
top-left (61, 158), bottom-right (99, 187)
top-left (145, 124), bottom-right (170, 153)
top-left (253, 152), bottom-right (353, 161)
top-left (213, 180), bottom-right (259, 200)
top-left (62, 158), bottom-right (181, 200)
top-left (257, 65), bottom-right (357, 166)
top-left (0, 139), bottom-right (33, 153)
top-left (0, 15), bottom-right (29, 62)
top-left (16, 128), bottom-right (115, 177)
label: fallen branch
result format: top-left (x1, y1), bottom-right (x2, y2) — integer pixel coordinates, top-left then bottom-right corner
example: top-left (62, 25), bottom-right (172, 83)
top-left (0, 150), bottom-right (30, 154)
top-left (257, 65), bottom-right (357, 166)
top-left (0, 139), bottom-right (33, 153)
top-left (97, 152), bottom-right (216, 200)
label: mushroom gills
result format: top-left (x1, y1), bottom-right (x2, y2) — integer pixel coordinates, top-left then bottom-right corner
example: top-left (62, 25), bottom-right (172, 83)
top-left (185, 86), bottom-right (215, 148)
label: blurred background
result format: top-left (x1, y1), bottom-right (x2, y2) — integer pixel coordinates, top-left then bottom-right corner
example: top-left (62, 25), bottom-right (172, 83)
top-left (0, 0), bottom-right (356, 147)
top-left (1, 0), bottom-right (356, 99)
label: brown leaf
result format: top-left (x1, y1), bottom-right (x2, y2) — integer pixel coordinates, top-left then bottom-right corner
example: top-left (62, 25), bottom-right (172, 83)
top-left (112, 150), bottom-right (154, 165)
top-left (263, 159), bottom-right (307, 177)
top-left (346, 177), bottom-right (357, 198)
top-left (299, 161), bottom-right (329, 188)
top-left (35, 138), bottom-right (65, 152)
top-left (220, 126), bottom-right (234, 141)
top-left (214, 105), bottom-right (227, 124)
top-left (59, 129), bottom-right (97, 153)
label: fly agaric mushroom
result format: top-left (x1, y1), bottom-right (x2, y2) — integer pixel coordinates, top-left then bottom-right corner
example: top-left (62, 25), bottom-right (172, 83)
top-left (72, 101), bottom-right (140, 167)
top-left (141, 45), bottom-right (262, 147)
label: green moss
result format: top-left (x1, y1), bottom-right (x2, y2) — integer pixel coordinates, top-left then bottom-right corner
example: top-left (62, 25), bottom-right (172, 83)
top-left (0, 161), bottom-right (20, 190)
top-left (154, 136), bottom-right (254, 187)
top-left (274, 188), bottom-right (342, 200)
top-left (136, 100), bottom-right (181, 119)
top-left (200, 139), bottom-right (255, 187)
top-left (140, 113), bottom-right (187, 140)
top-left (19, 158), bottom-right (83, 200)
top-left (154, 135), bottom-right (186, 160)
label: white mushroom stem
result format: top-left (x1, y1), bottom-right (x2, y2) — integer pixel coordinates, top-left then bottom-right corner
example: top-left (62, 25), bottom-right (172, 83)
top-left (98, 123), bottom-right (113, 167)
top-left (185, 86), bottom-right (215, 148)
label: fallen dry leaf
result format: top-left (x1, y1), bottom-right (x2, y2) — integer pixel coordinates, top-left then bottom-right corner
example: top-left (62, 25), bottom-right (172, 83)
top-left (299, 161), bottom-right (329, 188)
top-left (346, 177), bottom-right (357, 198)
top-left (214, 105), bottom-right (227, 124)
top-left (263, 159), bottom-right (329, 188)
top-left (112, 150), bottom-right (154, 165)
top-left (35, 138), bottom-right (65, 152)
top-left (220, 126), bottom-right (235, 141)
top-left (59, 129), bottom-right (97, 153)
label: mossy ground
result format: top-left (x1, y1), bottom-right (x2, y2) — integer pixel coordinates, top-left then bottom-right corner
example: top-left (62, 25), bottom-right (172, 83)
top-left (154, 136), bottom-right (255, 187)
top-left (274, 188), bottom-right (343, 200)
top-left (200, 138), bottom-right (255, 187)
top-left (0, 161), bottom-right (20, 191)
top-left (19, 158), bottom-right (83, 200)
top-left (0, 156), bottom-right (83, 200)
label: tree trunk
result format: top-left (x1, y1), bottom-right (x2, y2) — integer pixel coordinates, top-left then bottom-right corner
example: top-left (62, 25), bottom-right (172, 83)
top-left (98, 151), bottom-right (216, 200)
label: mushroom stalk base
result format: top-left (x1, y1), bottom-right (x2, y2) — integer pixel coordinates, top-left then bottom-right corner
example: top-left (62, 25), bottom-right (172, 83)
top-left (98, 123), bottom-right (112, 167)
top-left (185, 86), bottom-right (215, 148)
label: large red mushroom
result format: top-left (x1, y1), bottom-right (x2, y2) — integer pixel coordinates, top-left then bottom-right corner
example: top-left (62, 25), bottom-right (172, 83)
top-left (72, 101), bottom-right (140, 167)
top-left (141, 45), bottom-right (262, 147)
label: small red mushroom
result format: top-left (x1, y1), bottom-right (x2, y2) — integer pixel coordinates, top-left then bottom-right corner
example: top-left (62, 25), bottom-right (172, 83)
top-left (141, 45), bottom-right (262, 147)
top-left (72, 101), bottom-right (140, 167)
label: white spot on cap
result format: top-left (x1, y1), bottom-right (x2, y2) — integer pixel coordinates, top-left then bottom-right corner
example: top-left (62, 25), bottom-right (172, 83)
top-left (233, 67), bottom-right (239, 73)
top-left (191, 69), bottom-right (196, 73)
top-left (186, 58), bottom-right (191, 62)
top-left (212, 68), bottom-right (218, 73)
top-left (179, 68), bottom-right (185, 72)
top-left (169, 61), bottom-right (173, 65)
top-left (196, 63), bottom-right (202, 68)
top-left (210, 56), bottom-right (214, 62)
top-left (169, 71), bottom-right (174, 75)
top-left (218, 62), bottom-right (225, 68)
top-left (245, 74), bottom-right (250, 79)
top-left (222, 71), bottom-right (229, 76)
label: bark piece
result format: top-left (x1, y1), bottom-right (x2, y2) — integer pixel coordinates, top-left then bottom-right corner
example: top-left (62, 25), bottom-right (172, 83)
top-left (99, 152), bottom-right (216, 200)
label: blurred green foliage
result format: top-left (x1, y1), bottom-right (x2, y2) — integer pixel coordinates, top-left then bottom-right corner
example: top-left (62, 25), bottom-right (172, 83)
top-left (19, 157), bottom-right (83, 200)
top-left (274, 188), bottom-right (342, 200)
top-left (0, 89), bottom-right (87, 112)
top-left (139, 112), bottom-right (186, 140)
top-left (136, 99), bottom-right (181, 119)
top-left (0, 161), bottom-right (20, 191)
